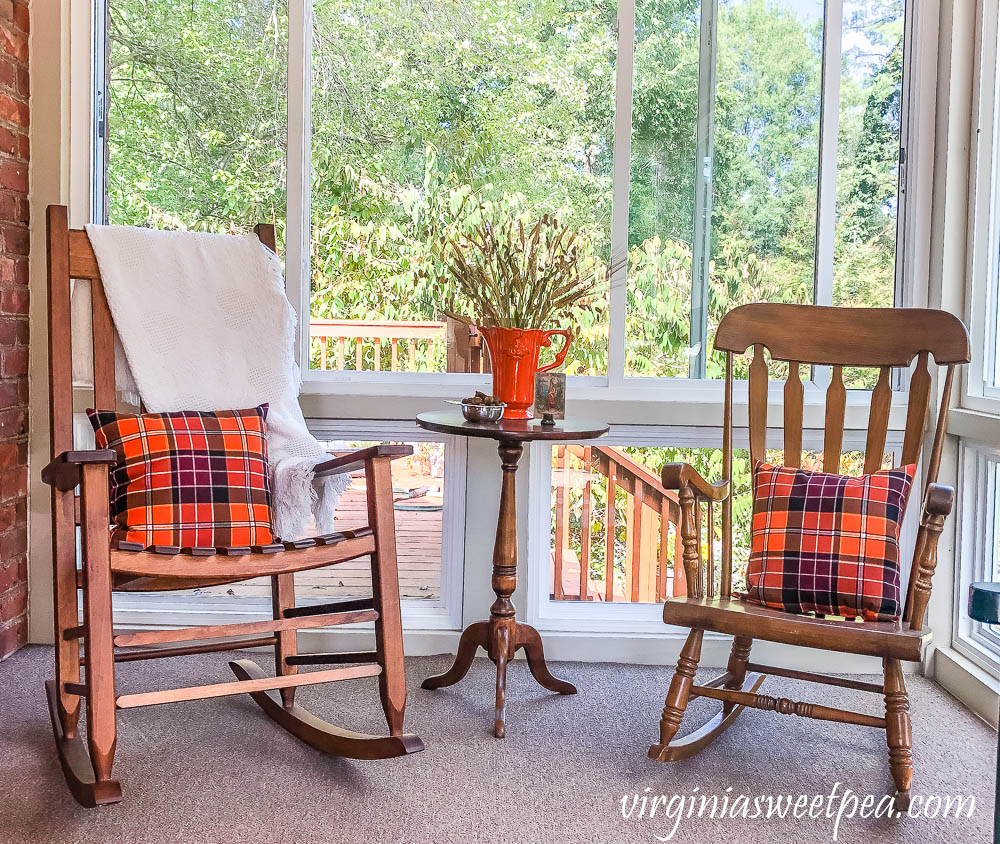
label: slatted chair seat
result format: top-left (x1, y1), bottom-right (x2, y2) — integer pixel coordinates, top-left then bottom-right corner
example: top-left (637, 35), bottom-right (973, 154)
top-left (647, 301), bottom-right (970, 813)
top-left (42, 206), bottom-right (423, 809)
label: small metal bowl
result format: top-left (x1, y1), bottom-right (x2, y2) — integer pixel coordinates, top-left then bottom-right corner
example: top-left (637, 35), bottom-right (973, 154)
top-left (460, 402), bottom-right (505, 423)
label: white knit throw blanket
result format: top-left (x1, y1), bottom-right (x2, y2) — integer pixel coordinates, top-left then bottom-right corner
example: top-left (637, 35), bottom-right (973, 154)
top-left (73, 224), bottom-right (348, 540)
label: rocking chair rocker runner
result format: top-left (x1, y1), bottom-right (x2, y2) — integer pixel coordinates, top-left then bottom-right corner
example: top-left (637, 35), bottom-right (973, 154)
top-left (648, 303), bottom-right (970, 812)
top-left (42, 206), bottom-right (423, 808)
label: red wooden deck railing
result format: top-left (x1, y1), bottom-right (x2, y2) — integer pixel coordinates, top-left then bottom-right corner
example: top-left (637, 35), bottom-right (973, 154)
top-left (552, 445), bottom-right (685, 603)
top-left (310, 317), bottom-right (489, 373)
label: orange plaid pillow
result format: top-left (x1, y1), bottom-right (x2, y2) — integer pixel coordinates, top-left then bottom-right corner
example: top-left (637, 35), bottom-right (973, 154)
top-left (745, 461), bottom-right (916, 621)
top-left (87, 406), bottom-right (275, 549)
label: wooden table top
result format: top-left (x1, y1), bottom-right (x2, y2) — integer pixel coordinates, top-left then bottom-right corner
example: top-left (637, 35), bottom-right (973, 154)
top-left (415, 411), bottom-right (609, 443)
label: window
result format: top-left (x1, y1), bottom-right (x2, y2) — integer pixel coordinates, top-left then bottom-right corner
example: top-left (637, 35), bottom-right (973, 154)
top-left (92, 0), bottom-right (924, 640)
top-left (103, 0), bottom-right (289, 236)
top-left (955, 442), bottom-right (1000, 675)
top-left (97, 0), bottom-right (912, 387)
top-left (954, 0), bottom-right (1000, 677)
top-left (308, 0), bottom-right (616, 376)
top-left (966, 0), bottom-right (1000, 412)
top-left (546, 438), bottom-right (895, 606)
top-left (207, 440), bottom-right (447, 602)
top-left (529, 428), bottom-right (911, 634)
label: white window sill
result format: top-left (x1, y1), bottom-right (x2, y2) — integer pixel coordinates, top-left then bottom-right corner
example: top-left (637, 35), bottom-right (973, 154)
top-left (933, 645), bottom-right (1000, 728)
top-left (949, 406), bottom-right (1000, 442)
top-left (300, 374), bottom-right (908, 429)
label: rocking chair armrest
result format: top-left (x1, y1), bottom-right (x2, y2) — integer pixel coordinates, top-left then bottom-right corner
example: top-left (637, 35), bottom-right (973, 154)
top-left (923, 482), bottom-right (954, 518)
top-left (41, 449), bottom-right (117, 491)
top-left (312, 444), bottom-right (414, 479)
top-left (660, 462), bottom-right (730, 502)
top-left (904, 482), bottom-right (956, 630)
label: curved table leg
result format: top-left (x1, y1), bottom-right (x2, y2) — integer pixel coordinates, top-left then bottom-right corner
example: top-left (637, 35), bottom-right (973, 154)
top-left (421, 621), bottom-right (488, 690)
top-left (517, 623), bottom-right (577, 695)
top-left (494, 633), bottom-right (509, 739)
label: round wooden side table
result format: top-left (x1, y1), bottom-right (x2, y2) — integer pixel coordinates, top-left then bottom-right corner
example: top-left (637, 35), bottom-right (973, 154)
top-left (969, 582), bottom-right (1000, 844)
top-left (415, 410), bottom-right (609, 737)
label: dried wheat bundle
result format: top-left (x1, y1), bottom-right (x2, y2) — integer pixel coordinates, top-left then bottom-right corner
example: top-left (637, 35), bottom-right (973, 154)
top-left (447, 215), bottom-right (606, 328)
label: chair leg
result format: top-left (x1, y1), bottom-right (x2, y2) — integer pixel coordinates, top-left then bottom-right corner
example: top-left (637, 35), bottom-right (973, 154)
top-left (884, 657), bottom-right (913, 811)
top-left (655, 628), bottom-right (704, 748)
top-left (271, 574), bottom-right (298, 708)
top-left (80, 464), bottom-right (119, 795)
top-left (723, 636), bottom-right (752, 714)
top-left (52, 488), bottom-right (82, 739)
top-left (366, 455), bottom-right (408, 736)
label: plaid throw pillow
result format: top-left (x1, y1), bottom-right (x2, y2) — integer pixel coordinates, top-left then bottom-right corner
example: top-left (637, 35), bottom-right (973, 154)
top-left (87, 405), bottom-right (275, 549)
top-left (745, 461), bottom-right (916, 622)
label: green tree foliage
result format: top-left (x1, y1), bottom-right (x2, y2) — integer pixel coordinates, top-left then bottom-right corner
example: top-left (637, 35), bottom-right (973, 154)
top-left (107, 0), bottom-right (904, 379)
top-left (108, 0), bottom-right (288, 234)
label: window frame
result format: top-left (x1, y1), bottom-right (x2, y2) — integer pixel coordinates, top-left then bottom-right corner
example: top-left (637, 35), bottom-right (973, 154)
top-left (282, 0), bottom-right (918, 393)
top-left (953, 440), bottom-right (1000, 679)
top-left (87, 0), bottom-right (939, 643)
top-left (90, 0), bottom-right (926, 395)
top-left (963, 0), bottom-right (1000, 414)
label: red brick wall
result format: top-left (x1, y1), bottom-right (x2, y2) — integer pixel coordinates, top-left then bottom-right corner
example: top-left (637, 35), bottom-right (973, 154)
top-left (0, 0), bottom-right (28, 660)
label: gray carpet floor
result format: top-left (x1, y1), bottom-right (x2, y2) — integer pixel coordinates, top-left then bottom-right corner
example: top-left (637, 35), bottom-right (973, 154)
top-left (0, 645), bottom-right (994, 843)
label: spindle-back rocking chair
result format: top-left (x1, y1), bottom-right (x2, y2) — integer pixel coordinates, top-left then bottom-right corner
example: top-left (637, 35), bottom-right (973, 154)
top-left (648, 303), bottom-right (970, 811)
top-left (41, 205), bottom-right (423, 808)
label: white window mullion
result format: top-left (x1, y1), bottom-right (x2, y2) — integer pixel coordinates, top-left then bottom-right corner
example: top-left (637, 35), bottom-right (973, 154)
top-left (286, 0), bottom-right (313, 369)
top-left (688, 0), bottom-right (719, 380)
top-left (813, 0), bottom-right (843, 309)
top-left (608, 0), bottom-right (635, 389)
top-left (964, 0), bottom-right (1000, 412)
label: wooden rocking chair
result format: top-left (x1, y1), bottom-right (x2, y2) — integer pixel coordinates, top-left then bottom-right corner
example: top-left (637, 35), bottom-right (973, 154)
top-left (648, 303), bottom-right (970, 811)
top-left (41, 206), bottom-right (423, 808)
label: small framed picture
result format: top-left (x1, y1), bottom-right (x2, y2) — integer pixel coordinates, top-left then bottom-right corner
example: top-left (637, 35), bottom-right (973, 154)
top-left (534, 372), bottom-right (566, 420)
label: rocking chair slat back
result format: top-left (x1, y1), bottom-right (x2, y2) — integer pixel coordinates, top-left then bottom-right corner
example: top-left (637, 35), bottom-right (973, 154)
top-left (49, 217), bottom-right (280, 452)
top-left (783, 362), bottom-right (803, 468)
top-left (747, 344), bottom-right (768, 464)
top-left (709, 303), bottom-right (970, 617)
top-left (714, 303), bottom-right (971, 367)
top-left (822, 365), bottom-right (846, 472)
top-left (91, 279), bottom-right (116, 411)
top-left (720, 352), bottom-right (734, 599)
top-left (902, 352), bottom-right (932, 465)
top-left (863, 366), bottom-right (892, 474)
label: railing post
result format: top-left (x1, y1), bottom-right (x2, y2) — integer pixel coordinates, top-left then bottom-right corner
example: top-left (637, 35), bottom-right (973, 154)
top-left (658, 498), bottom-right (670, 602)
top-left (605, 462), bottom-right (617, 602)
top-left (673, 508), bottom-right (686, 598)
top-left (580, 446), bottom-right (592, 601)
top-left (553, 446), bottom-right (566, 600)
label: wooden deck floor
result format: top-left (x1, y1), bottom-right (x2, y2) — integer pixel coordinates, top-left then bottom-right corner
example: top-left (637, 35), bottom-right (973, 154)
top-left (197, 476), bottom-right (442, 601)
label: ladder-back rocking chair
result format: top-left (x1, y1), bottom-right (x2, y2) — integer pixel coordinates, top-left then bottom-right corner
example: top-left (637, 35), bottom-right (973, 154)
top-left (41, 206), bottom-right (423, 808)
top-left (648, 303), bottom-right (970, 811)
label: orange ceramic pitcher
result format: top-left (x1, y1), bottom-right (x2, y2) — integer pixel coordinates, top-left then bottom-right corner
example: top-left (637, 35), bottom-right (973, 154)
top-left (477, 326), bottom-right (572, 419)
